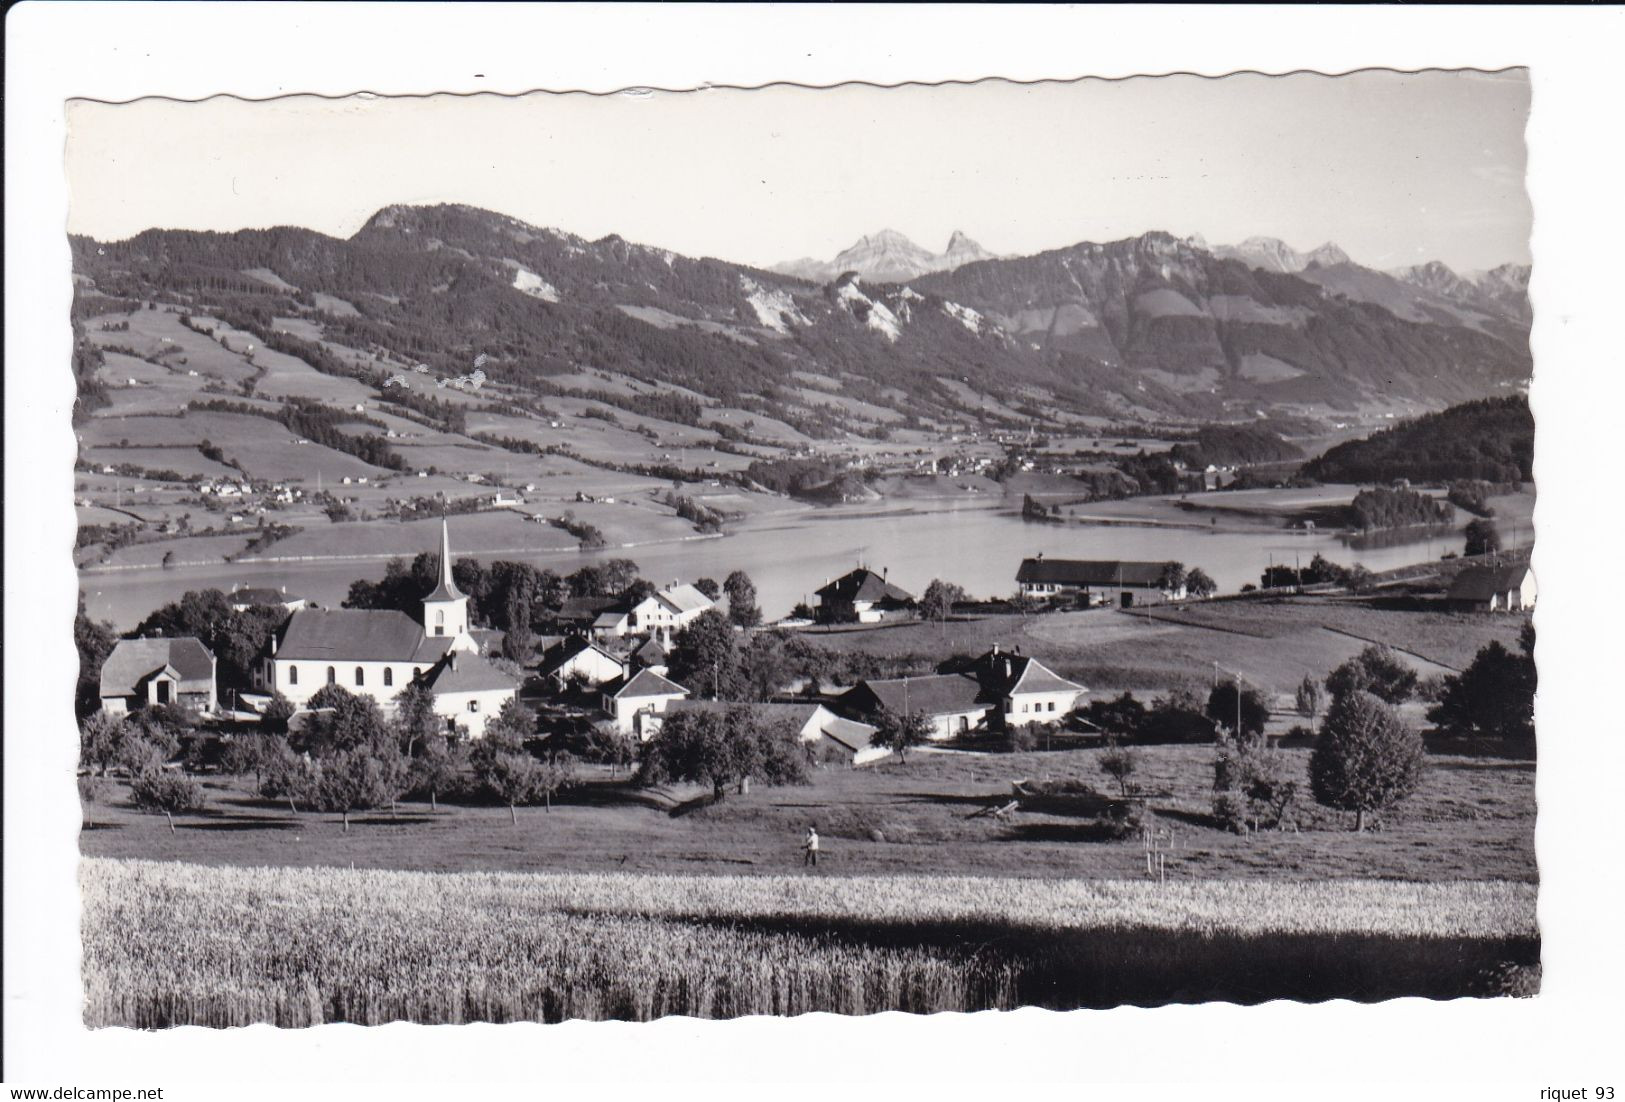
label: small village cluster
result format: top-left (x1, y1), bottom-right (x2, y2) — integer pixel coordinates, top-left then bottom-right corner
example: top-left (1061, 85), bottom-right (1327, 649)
top-left (96, 518), bottom-right (1536, 764)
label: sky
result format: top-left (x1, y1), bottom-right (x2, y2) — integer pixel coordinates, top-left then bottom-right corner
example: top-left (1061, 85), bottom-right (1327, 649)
top-left (65, 68), bottom-right (1531, 274)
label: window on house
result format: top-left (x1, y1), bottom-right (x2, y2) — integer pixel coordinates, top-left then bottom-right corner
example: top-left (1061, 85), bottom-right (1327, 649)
top-left (384, 668), bottom-right (393, 687)
top-left (327, 666), bottom-right (336, 684)
top-left (355, 667), bottom-right (365, 687)
top-left (289, 666), bottom-right (298, 685)
top-left (469, 700), bottom-right (480, 713)
top-left (1048, 701), bottom-right (1056, 712)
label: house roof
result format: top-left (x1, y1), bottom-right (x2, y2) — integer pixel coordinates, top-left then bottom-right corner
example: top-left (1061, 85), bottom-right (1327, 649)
top-left (592, 611), bottom-right (629, 630)
top-left (846, 673), bottom-right (985, 717)
top-left (606, 668), bottom-right (690, 700)
top-left (559, 596), bottom-right (621, 621)
top-left (420, 652), bottom-right (518, 694)
top-left (274, 608), bottom-right (452, 663)
top-left (100, 637), bottom-right (214, 697)
top-left (539, 636), bottom-right (624, 678)
top-left (1448, 564), bottom-right (1531, 601)
top-left (664, 699), bottom-right (827, 732)
top-left (632, 637), bottom-right (668, 664)
top-left (815, 568), bottom-right (914, 604)
top-left (970, 649), bottom-right (1087, 697)
top-left (821, 715), bottom-right (880, 754)
top-left (656, 584), bottom-right (713, 615)
top-left (1016, 558), bottom-right (1172, 587)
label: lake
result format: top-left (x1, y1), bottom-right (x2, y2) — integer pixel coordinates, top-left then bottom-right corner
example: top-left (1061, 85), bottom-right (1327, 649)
top-left (81, 492), bottom-right (1535, 630)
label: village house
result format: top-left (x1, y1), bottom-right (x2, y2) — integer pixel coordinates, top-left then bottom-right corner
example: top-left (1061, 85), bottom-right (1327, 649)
top-left (814, 567), bottom-right (916, 624)
top-left (99, 637), bottom-right (218, 715)
top-left (840, 645), bottom-right (1086, 739)
top-left (1016, 555), bottom-right (1186, 607)
top-left (1447, 563), bottom-right (1537, 612)
top-left (600, 668), bottom-right (691, 737)
top-left (538, 636), bottom-right (628, 691)
top-left (255, 520), bottom-right (517, 736)
top-left (560, 583), bottom-right (716, 645)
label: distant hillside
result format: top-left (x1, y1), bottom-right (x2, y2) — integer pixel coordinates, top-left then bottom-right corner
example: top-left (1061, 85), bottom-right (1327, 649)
top-left (1301, 397), bottom-right (1533, 484)
top-left (72, 204), bottom-right (1531, 429)
top-left (1169, 425), bottom-right (1305, 469)
top-left (773, 229), bottom-right (998, 284)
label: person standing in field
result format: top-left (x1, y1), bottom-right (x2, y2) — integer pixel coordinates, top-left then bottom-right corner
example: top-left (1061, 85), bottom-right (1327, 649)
top-left (802, 825), bottom-right (819, 867)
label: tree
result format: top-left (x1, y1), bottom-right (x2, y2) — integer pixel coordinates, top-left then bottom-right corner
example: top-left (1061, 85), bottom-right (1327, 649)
top-left (870, 706), bottom-right (934, 765)
top-left (921, 579), bottom-right (968, 624)
top-left (472, 728), bottom-right (575, 822)
top-left (1427, 627), bottom-right (1536, 741)
top-left (1138, 690), bottom-right (1217, 744)
top-left (1213, 736), bottom-right (1298, 833)
top-left (1157, 561), bottom-right (1187, 594)
top-left (410, 735), bottom-right (466, 812)
top-left (1295, 674), bottom-right (1325, 724)
top-left (1084, 692), bottom-right (1148, 740)
top-left (1325, 645), bottom-right (1418, 705)
top-left (1184, 568), bottom-right (1217, 598)
top-left (585, 722), bottom-right (638, 776)
top-left (308, 744), bottom-right (409, 831)
top-left (130, 769), bottom-right (205, 833)
top-left (1309, 691), bottom-right (1426, 831)
top-left (638, 706), bottom-right (808, 799)
top-left (261, 692), bottom-right (296, 735)
top-left (1343, 565), bottom-right (1376, 595)
top-left (735, 631), bottom-right (792, 702)
top-left (668, 609), bottom-right (744, 699)
top-left (74, 595), bottom-right (117, 719)
top-left (481, 695), bottom-right (536, 747)
top-left (393, 681), bottom-right (444, 755)
top-left (1098, 740), bottom-right (1140, 797)
top-left (1464, 518), bottom-right (1502, 557)
top-left (1205, 682), bottom-right (1269, 742)
top-left (723, 570), bottom-right (761, 628)
top-left (693, 577), bottom-right (721, 601)
top-left (79, 711), bottom-right (127, 776)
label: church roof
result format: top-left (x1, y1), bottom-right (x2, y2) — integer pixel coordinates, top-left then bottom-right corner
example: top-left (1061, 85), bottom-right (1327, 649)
top-left (275, 608), bottom-right (453, 663)
top-left (100, 637), bottom-right (215, 697)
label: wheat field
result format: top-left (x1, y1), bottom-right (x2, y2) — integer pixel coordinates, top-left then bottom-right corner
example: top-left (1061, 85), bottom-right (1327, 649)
top-left (81, 858), bottom-right (1539, 1027)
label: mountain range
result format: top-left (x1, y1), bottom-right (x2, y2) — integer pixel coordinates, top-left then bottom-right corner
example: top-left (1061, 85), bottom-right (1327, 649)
top-left (70, 204), bottom-right (1531, 428)
top-left (772, 229), bottom-right (999, 284)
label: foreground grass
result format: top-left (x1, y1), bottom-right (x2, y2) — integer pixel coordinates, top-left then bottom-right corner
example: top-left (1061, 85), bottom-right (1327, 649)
top-left (82, 858), bottom-right (1539, 1027)
top-left (81, 743), bottom-right (1536, 882)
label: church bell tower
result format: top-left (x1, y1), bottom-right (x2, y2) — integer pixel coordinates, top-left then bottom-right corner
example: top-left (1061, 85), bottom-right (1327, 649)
top-left (421, 519), bottom-right (469, 637)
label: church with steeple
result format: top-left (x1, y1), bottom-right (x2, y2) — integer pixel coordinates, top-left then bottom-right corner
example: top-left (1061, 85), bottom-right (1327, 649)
top-left (256, 519), bottom-right (517, 737)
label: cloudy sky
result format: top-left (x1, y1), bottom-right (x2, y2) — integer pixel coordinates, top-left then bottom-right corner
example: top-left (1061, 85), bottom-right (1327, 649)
top-left (66, 68), bottom-right (1530, 273)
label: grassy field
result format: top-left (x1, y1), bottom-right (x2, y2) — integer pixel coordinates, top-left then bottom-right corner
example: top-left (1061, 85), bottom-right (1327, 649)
top-left (805, 596), bottom-right (1526, 697)
top-left (80, 741), bottom-right (1535, 882)
top-left (81, 857), bottom-right (1537, 1026)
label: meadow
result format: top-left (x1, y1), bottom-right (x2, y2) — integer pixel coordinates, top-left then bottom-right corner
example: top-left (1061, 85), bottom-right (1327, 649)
top-left (80, 858), bottom-right (1538, 1027)
top-left (80, 742), bottom-right (1536, 882)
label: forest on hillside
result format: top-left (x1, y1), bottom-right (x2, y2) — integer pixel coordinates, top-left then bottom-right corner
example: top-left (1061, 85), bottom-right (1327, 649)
top-left (1302, 397), bottom-right (1533, 484)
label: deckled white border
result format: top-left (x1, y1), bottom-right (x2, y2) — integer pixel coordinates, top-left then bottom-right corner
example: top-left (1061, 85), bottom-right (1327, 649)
top-left (7, 4), bottom-right (1623, 1094)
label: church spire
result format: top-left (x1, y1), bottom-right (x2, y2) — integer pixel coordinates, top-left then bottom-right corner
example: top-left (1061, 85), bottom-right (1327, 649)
top-left (423, 518), bottom-right (465, 603)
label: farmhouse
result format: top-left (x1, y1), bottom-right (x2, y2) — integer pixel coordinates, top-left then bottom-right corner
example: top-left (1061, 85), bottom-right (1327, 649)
top-left (600, 668), bottom-right (691, 737)
top-left (1016, 555), bottom-right (1185, 607)
top-left (255, 520), bottom-right (517, 735)
top-left (99, 637), bottom-right (217, 715)
top-left (571, 583), bottom-right (716, 644)
top-left (1448, 563), bottom-right (1537, 612)
top-left (840, 645), bottom-right (1086, 738)
top-left (814, 567), bottom-right (916, 624)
